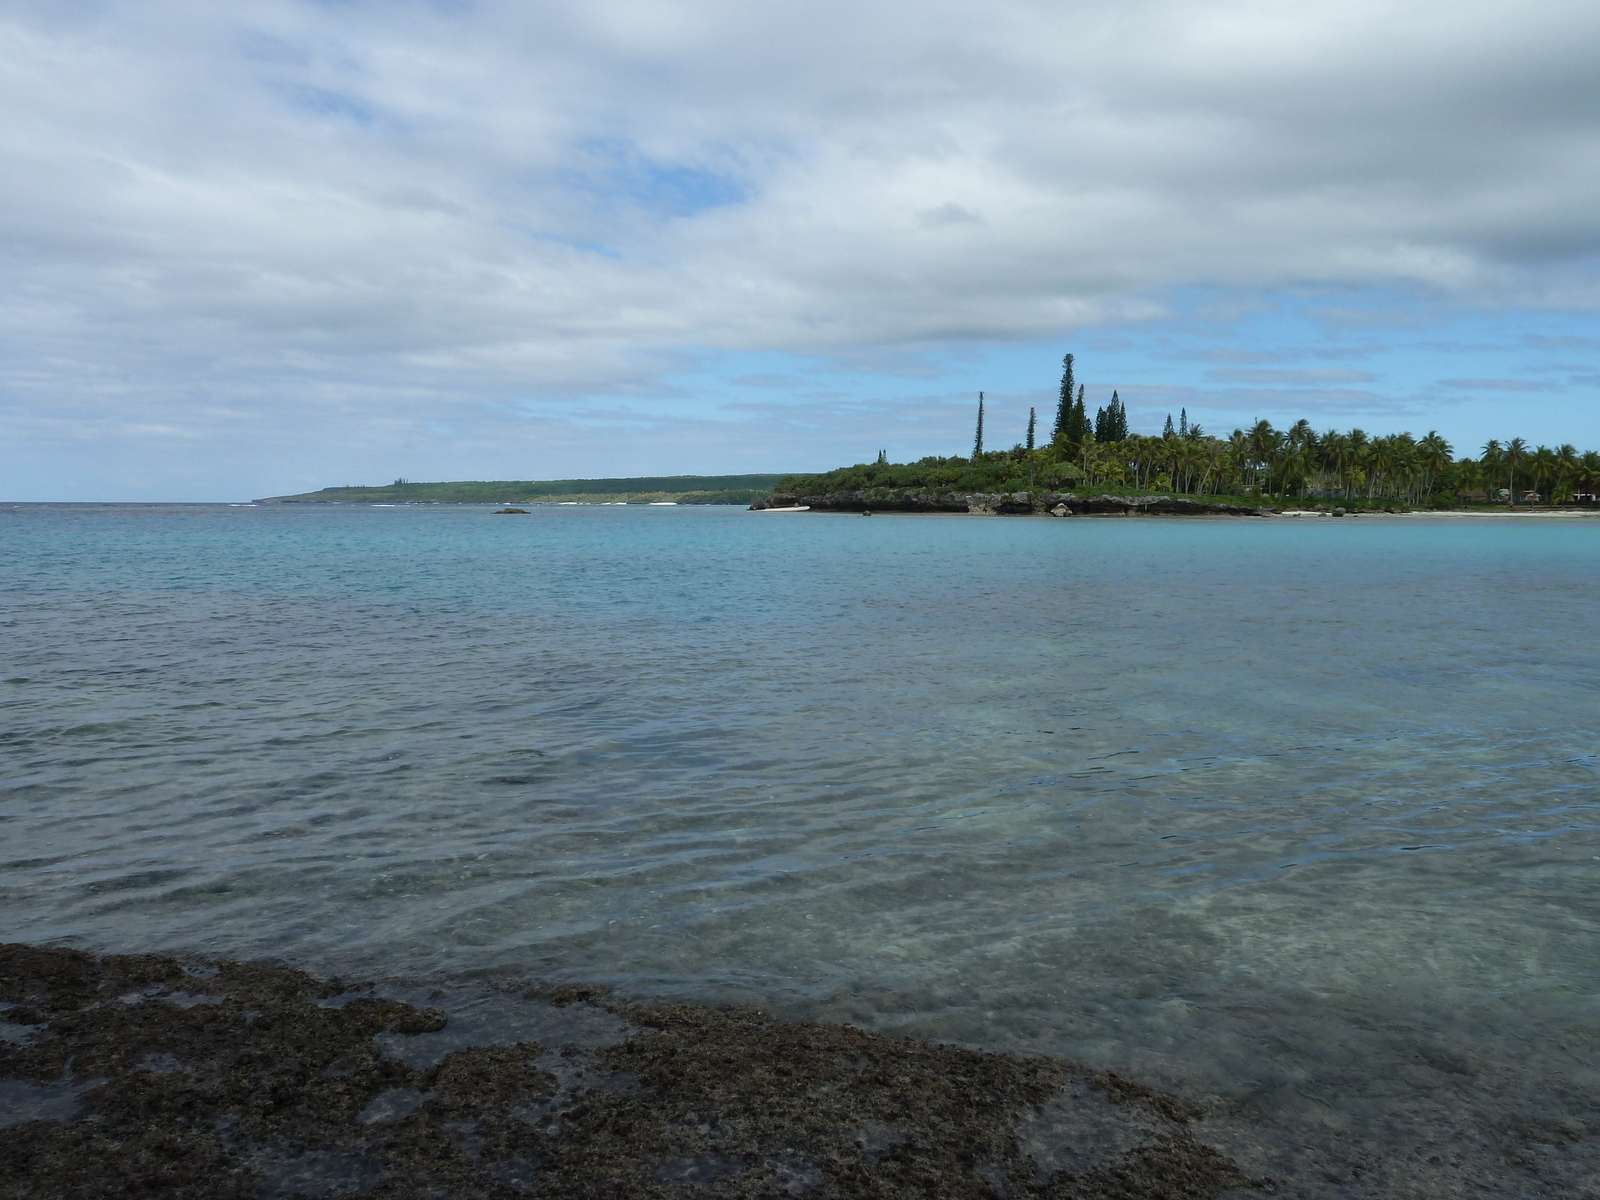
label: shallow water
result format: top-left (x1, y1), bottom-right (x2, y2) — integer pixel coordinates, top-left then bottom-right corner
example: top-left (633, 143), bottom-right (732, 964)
top-left (4, 503), bottom-right (1599, 1190)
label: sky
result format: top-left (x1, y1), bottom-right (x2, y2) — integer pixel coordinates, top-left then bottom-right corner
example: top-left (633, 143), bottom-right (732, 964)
top-left (3, 0), bottom-right (1599, 500)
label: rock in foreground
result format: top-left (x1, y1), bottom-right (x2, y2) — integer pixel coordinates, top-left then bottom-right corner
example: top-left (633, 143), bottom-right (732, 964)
top-left (0, 944), bottom-right (1260, 1199)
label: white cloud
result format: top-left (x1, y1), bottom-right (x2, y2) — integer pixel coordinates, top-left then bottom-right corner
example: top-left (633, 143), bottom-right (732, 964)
top-left (2, 0), bottom-right (1599, 496)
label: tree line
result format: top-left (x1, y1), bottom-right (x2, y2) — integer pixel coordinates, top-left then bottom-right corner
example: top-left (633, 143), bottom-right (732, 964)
top-left (955, 353), bottom-right (1600, 505)
top-left (785, 353), bottom-right (1599, 504)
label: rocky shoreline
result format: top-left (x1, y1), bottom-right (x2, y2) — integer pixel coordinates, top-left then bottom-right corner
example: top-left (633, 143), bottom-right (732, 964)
top-left (751, 491), bottom-right (1269, 516)
top-left (0, 944), bottom-right (1273, 1199)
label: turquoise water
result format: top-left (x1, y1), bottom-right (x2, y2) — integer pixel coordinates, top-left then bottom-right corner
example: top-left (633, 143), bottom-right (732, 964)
top-left (5, 503), bottom-right (1600, 1192)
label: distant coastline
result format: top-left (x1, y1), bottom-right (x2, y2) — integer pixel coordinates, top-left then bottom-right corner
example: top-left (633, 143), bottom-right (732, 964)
top-left (255, 473), bottom-right (791, 507)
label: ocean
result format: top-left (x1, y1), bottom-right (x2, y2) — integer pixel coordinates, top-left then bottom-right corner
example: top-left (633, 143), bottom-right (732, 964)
top-left (4, 502), bottom-right (1599, 1192)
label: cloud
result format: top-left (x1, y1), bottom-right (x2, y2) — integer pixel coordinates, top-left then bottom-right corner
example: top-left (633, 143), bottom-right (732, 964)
top-left (1122, 383), bottom-right (1422, 422)
top-left (2, 0), bottom-right (1599, 495)
top-left (917, 203), bottom-right (985, 228)
top-left (1205, 368), bottom-right (1380, 385)
top-left (1438, 377), bottom-right (1557, 391)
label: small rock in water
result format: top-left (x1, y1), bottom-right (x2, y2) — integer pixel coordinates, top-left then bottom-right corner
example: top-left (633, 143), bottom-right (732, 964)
top-left (493, 508), bottom-right (529, 514)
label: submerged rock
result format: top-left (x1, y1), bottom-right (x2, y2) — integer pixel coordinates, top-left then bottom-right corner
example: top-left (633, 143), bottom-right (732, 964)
top-left (0, 943), bottom-right (1263, 1199)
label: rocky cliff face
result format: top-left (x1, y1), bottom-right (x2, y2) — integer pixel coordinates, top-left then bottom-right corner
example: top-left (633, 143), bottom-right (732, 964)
top-left (751, 490), bottom-right (1266, 516)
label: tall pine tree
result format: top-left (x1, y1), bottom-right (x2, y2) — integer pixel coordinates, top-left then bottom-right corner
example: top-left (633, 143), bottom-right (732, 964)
top-left (973, 392), bottom-right (985, 458)
top-left (1026, 407), bottom-right (1036, 451)
top-left (1109, 391), bottom-right (1127, 440)
top-left (1068, 384), bottom-right (1090, 447)
top-left (1054, 354), bottom-right (1075, 440)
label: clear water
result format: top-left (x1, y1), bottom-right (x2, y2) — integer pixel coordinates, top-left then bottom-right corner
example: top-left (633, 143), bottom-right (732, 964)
top-left (5, 504), bottom-right (1600, 1189)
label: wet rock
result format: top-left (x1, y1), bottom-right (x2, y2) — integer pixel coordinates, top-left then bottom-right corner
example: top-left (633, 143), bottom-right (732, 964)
top-left (254, 1149), bottom-right (383, 1198)
top-left (1018, 1079), bottom-right (1183, 1178)
top-left (657, 1153), bottom-right (747, 1186)
top-left (493, 508), bottom-right (529, 514)
top-left (0, 1075), bottom-right (106, 1129)
top-left (0, 943), bottom-right (1261, 1199)
top-left (355, 1087), bottom-right (431, 1124)
top-left (853, 1122), bottom-right (910, 1162)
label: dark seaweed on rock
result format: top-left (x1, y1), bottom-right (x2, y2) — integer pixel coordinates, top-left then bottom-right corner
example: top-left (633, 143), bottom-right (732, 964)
top-left (0, 945), bottom-right (1262, 1199)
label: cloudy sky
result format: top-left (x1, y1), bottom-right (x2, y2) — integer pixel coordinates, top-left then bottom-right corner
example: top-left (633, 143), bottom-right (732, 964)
top-left (4, 0), bottom-right (1599, 500)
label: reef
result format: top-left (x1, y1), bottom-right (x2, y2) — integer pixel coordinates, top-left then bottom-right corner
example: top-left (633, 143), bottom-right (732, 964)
top-left (0, 944), bottom-right (1264, 1199)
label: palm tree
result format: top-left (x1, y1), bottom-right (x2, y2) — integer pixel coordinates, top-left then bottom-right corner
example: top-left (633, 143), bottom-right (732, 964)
top-left (1227, 429), bottom-right (1250, 492)
top-left (1557, 444), bottom-right (1579, 503)
top-left (1196, 440), bottom-right (1226, 495)
top-left (1181, 440), bottom-right (1209, 493)
top-left (1578, 451), bottom-right (1600, 502)
top-left (1368, 435), bottom-right (1397, 500)
top-left (1505, 437), bottom-right (1528, 505)
top-left (1452, 458), bottom-right (1484, 506)
top-left (1418, 431), bottom-right (1453, 501)
top-left (1347, 429), bottom-right (1370, 500)
top-left (1099, 443), bottom-right (1127, 487)
top-left (1480, 440), bottom-right (1504, 504)
top-left (1247, 420), bottom-right (1280, 494)
top-left (1169, 437), bottom-right (1197, 492)
top-left (1318, 430), bottom-right (1350, 497)
top-left (1121, 435), bottom-right (1143, 488)
top-left (1390, 432), bottom-right (1419, 503)
top-left (1277, 443), bottom-right (1312, 498)
top-left (1316, 430), bottom-right (1340, 495)
top-left (1389, 434), bottom-right (1412, 500)
top-left (1530, 445), bottom-right (1558, 505)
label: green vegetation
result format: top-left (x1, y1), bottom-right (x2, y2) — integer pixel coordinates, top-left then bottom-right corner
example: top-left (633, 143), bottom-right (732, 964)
top-left (782, 358), bottom-right (1600, 509)
top-left (256, 474), bottom-right (789, 505)
top-left (674, 488), bottom-right (775, 505)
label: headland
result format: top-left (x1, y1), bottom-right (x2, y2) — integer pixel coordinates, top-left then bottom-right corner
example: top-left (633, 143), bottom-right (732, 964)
top-left (255, 475), bottom-right (791, 507)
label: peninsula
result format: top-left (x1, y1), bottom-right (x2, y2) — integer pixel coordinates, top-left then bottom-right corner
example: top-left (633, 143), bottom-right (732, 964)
top-left (255, 474), bottom-right (790, 507)
top-left (756, 352), bottom-right (1600, 514)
